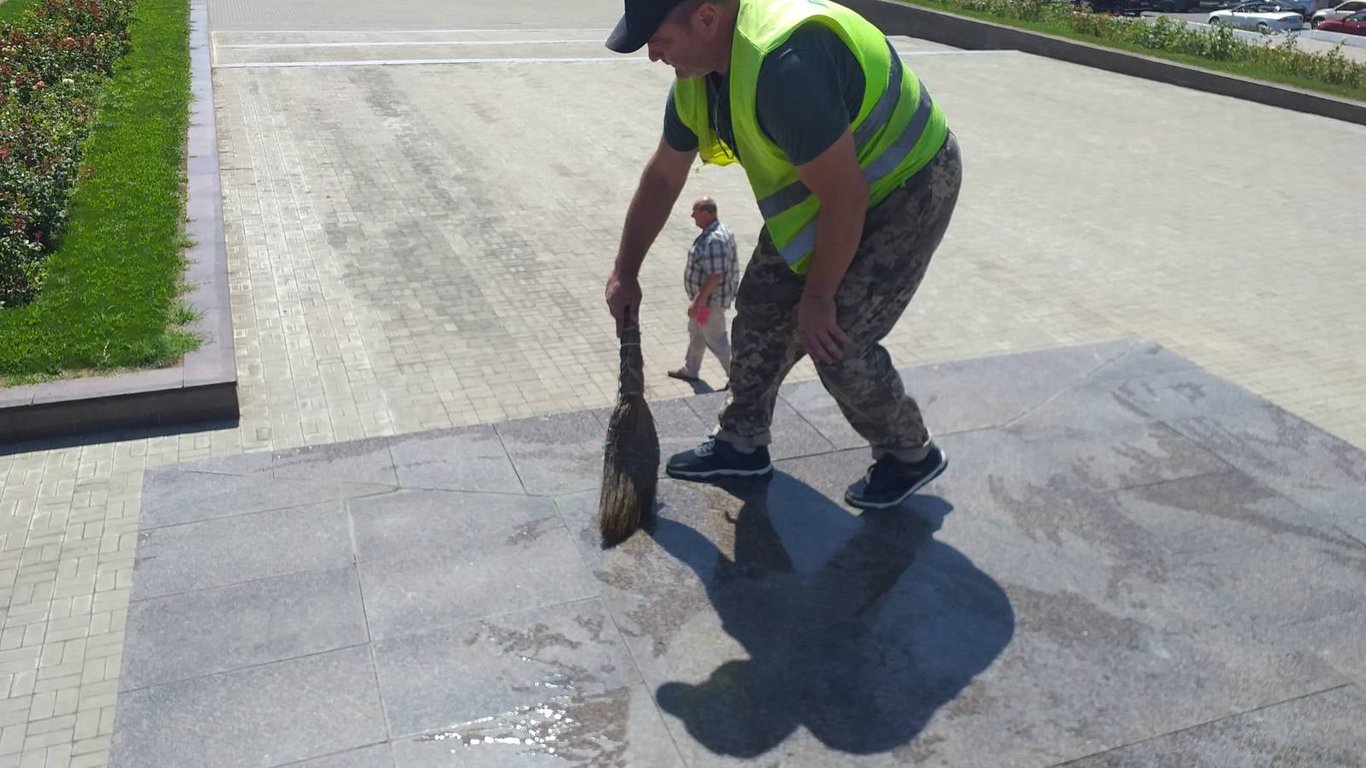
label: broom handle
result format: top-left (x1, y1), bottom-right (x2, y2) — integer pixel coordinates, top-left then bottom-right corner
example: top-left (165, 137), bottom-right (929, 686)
top-left (619, 305), bottom-right (645, 398)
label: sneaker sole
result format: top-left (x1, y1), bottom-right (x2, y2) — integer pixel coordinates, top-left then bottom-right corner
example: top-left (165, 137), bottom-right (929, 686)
top-left (844, 455), bottom-right (949, 511)
top-left (665, 464), bottom-right (773, 480)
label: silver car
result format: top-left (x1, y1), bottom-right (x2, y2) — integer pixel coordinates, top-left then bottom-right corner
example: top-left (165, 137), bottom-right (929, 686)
top-left (1208, 2), bottom-right (1306, 30)
top-left (1311, 0), bottom-right (1366, 26)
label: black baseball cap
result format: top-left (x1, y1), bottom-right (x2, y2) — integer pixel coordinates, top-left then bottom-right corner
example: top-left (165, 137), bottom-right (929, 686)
top-left (605, 0), bottom-right (689, 53)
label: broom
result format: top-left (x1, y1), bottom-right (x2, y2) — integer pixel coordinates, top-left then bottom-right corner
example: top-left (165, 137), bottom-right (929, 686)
top-left (598, 304), bottom-right (659, 545)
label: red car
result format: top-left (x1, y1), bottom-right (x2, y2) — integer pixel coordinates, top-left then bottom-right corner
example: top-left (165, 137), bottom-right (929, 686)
top-left (1318, 9), bottom-right (1366, 33)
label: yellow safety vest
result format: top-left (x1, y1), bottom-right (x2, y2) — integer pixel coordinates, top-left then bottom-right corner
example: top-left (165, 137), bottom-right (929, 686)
top-left (673, 0), bottom-right (949, 273)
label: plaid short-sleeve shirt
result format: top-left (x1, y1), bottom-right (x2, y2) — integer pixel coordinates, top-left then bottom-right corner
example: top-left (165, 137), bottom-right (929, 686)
top-left (685, 221), bottom-right (739, 309)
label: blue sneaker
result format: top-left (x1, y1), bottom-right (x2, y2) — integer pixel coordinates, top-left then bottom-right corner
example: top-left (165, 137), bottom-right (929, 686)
top-left (666, 438), bottom-right (773, 480)
top-left (844, 444), bottom-right (948, 510)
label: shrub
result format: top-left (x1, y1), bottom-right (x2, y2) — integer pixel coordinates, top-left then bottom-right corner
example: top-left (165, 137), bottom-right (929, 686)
top-left (904, 0), bottom-right (1366, 94)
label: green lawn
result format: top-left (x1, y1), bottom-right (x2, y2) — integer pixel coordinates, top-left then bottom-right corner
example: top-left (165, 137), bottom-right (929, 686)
top-left (896, 0), bottom-right (1366, 103)
top-left (0, 0), bottom-right (196, 383)
top-left (0, 0), bottom-right (44, 24)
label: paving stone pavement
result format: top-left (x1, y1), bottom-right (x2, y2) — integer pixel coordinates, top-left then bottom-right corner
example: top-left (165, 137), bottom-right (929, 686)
top-left (108, 340), bottom-right (1366, 767)
top-left (0, 0), bottom-right (1363, 765)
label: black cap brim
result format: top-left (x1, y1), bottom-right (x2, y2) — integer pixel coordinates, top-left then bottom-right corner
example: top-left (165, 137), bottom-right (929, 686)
top-left (605, 14), bottom-right (651, 53)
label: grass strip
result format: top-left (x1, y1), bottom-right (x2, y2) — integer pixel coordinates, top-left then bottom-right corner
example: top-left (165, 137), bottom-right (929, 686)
top-left (896, 0), bottom-right (1366, 102)
top-left (0, 0), bottom-right (195, 382)
top-left (0, 0), bottom-right (45, 25)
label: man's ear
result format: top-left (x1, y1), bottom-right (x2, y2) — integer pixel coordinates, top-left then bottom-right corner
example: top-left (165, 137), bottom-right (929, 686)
top-left (695, 2), bottom-right (719, 35)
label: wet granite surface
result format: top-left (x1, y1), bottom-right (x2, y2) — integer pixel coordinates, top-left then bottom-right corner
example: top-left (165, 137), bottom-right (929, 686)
top-left (110, 340), bottom-right (1366, 767)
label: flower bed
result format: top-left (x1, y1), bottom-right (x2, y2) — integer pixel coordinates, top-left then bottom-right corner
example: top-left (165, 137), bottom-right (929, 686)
top-left (0, 0), bottom-right (194, 381)
top-left (0, 0), bottom-right (131, 307)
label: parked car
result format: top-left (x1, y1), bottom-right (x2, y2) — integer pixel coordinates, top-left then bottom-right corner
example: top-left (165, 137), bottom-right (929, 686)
top-left (1081, 0), bottom-right (1155, 14)
top-left (1154, 0), bottom-right (1200, 10)
top-left (1316, 8), bottom-right (1366, 30)
top-left (1207, 2), bottom-right (1306, 29)
top-left (1219, 0), bottom-right (1314, 16)
top-left (1272, 0), bottom-right (1316, 18)
top-left (1311, 0), bottom-right (1366, 26)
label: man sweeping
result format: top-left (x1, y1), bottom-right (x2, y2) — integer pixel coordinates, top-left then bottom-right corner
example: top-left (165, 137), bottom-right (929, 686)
top-left (603, 0), bottom-right (962, 509)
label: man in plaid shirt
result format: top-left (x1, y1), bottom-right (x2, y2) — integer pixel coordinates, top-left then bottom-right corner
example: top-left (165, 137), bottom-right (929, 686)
top-left (668, 196), bottom-right (738, 386)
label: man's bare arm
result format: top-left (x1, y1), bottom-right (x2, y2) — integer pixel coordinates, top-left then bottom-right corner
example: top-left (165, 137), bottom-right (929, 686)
top-left (792, 129), bottom-right (867, 363)
top-left (690, 272), bottom-right (724, 315)
top-left (795, 129), bottom-right (869, 300)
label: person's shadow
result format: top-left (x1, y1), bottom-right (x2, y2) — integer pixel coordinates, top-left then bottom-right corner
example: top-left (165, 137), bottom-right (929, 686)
top-left (648, 472), bottom-right (1014, 758)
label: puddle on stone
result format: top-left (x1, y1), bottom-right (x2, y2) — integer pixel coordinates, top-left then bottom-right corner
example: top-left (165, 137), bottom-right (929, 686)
top-left (482, 620), bottom-right (585, 655)
top-left (534, 671), bottom-right (575, 690)
top-left (415, 688), bottom-right (631, 765)
top-left (506, 516), bottom-right (559, 547)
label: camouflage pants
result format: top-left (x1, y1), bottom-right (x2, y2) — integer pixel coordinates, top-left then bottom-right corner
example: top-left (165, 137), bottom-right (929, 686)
top-left (714, 132), bottom-right (962, 453)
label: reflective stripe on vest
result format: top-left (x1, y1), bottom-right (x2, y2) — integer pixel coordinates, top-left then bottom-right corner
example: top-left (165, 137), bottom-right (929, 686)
top-left (758, 44), bottom-right (937, 269)
top-left (775, 81), bottom-right (934, 267)
top-left (757, 40), bottom-right (906, 220)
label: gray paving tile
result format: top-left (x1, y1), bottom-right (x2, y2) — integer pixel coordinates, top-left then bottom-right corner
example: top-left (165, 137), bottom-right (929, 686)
top-left (121, 567), bottom-right (368, 691)
top-left (389, 683), bottom-right (685, 767)
top-left (777, 342), bottom-right (1198, 453)
top-left (110, 647), bottom-right (386, 768)
top-left (556, 474), bottom-right (1013, 764)
top-left (567, 445), bottom-right (1349, 766)
top-left (685, 390), bottom-right (835, 460)
top-left (495, 410), bottom-right (607, 496)
top-left (594, 397), bottom-right (712, 476)
top-left (354, 492), bottom-right (597, 639)
top-left (687, 342), bottom-right (1182, 460)
top-left (131, 500), bottom-right (352, 600)
top-left (884, 339), bottom-right (1147, 438)
top-left (348, 489), bottom-right (561, 563)
top-left (1116, 367), bottom-right (1366, 541)
top-left (876, 432), bottom-right (1360, 644)
top-left (953, 586), bottom-right (1349, 767)
top-left (970, 360), bottom-right (1233, 493)
top-left (1082, 339), bottom-right (1201, 388)
top-left (141, 467), bottom-right (391, 528)
top-left (373, 599), bottom-right (641, 737)
top-left (273, 437), bottom-right (399, 485)
top-left (908, 420), bottom-right (1228, 559)
top-left (1259, 607), bottom-right (1366, 688)
top-left (555, 483), bottom-right (741, 676)
top-left (175, 449), bottom-right (275, 475)
top-left (1002, 367), bottom-right (1160, 439)
top-left (819, 459), bottom-right (1352, 767)
top-left (1106, 472), bottom-right (1366, 634)
top-left (1117, 364), bottom-right (1312, 425)
top-left (777, 378), bottom-right (864, 450)
top-left (1062, 684), bottom-right (1366, 768)
top-left (1031, 418), bottom-right (1230, 492)
top-left (108, 336), bottom-right (1366, 766)
top-left (292, 743), bottom-right (394, 768)
top-left (387, 425), bottom-right (523, 493)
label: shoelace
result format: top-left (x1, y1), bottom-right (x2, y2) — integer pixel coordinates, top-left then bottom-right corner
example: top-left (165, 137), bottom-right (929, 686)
top-left (695, 439), bottom-right (716, 457)
top-left (862, 455), bottom-right (899, 487)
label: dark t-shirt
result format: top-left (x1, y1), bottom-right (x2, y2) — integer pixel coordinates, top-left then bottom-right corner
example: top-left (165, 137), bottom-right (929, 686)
top-left (663, 22), bottom-right (866, 166)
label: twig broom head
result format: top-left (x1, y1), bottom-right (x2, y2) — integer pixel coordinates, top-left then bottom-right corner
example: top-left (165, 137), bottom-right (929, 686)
top-left (598, 308), bottom-right (659, 546)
